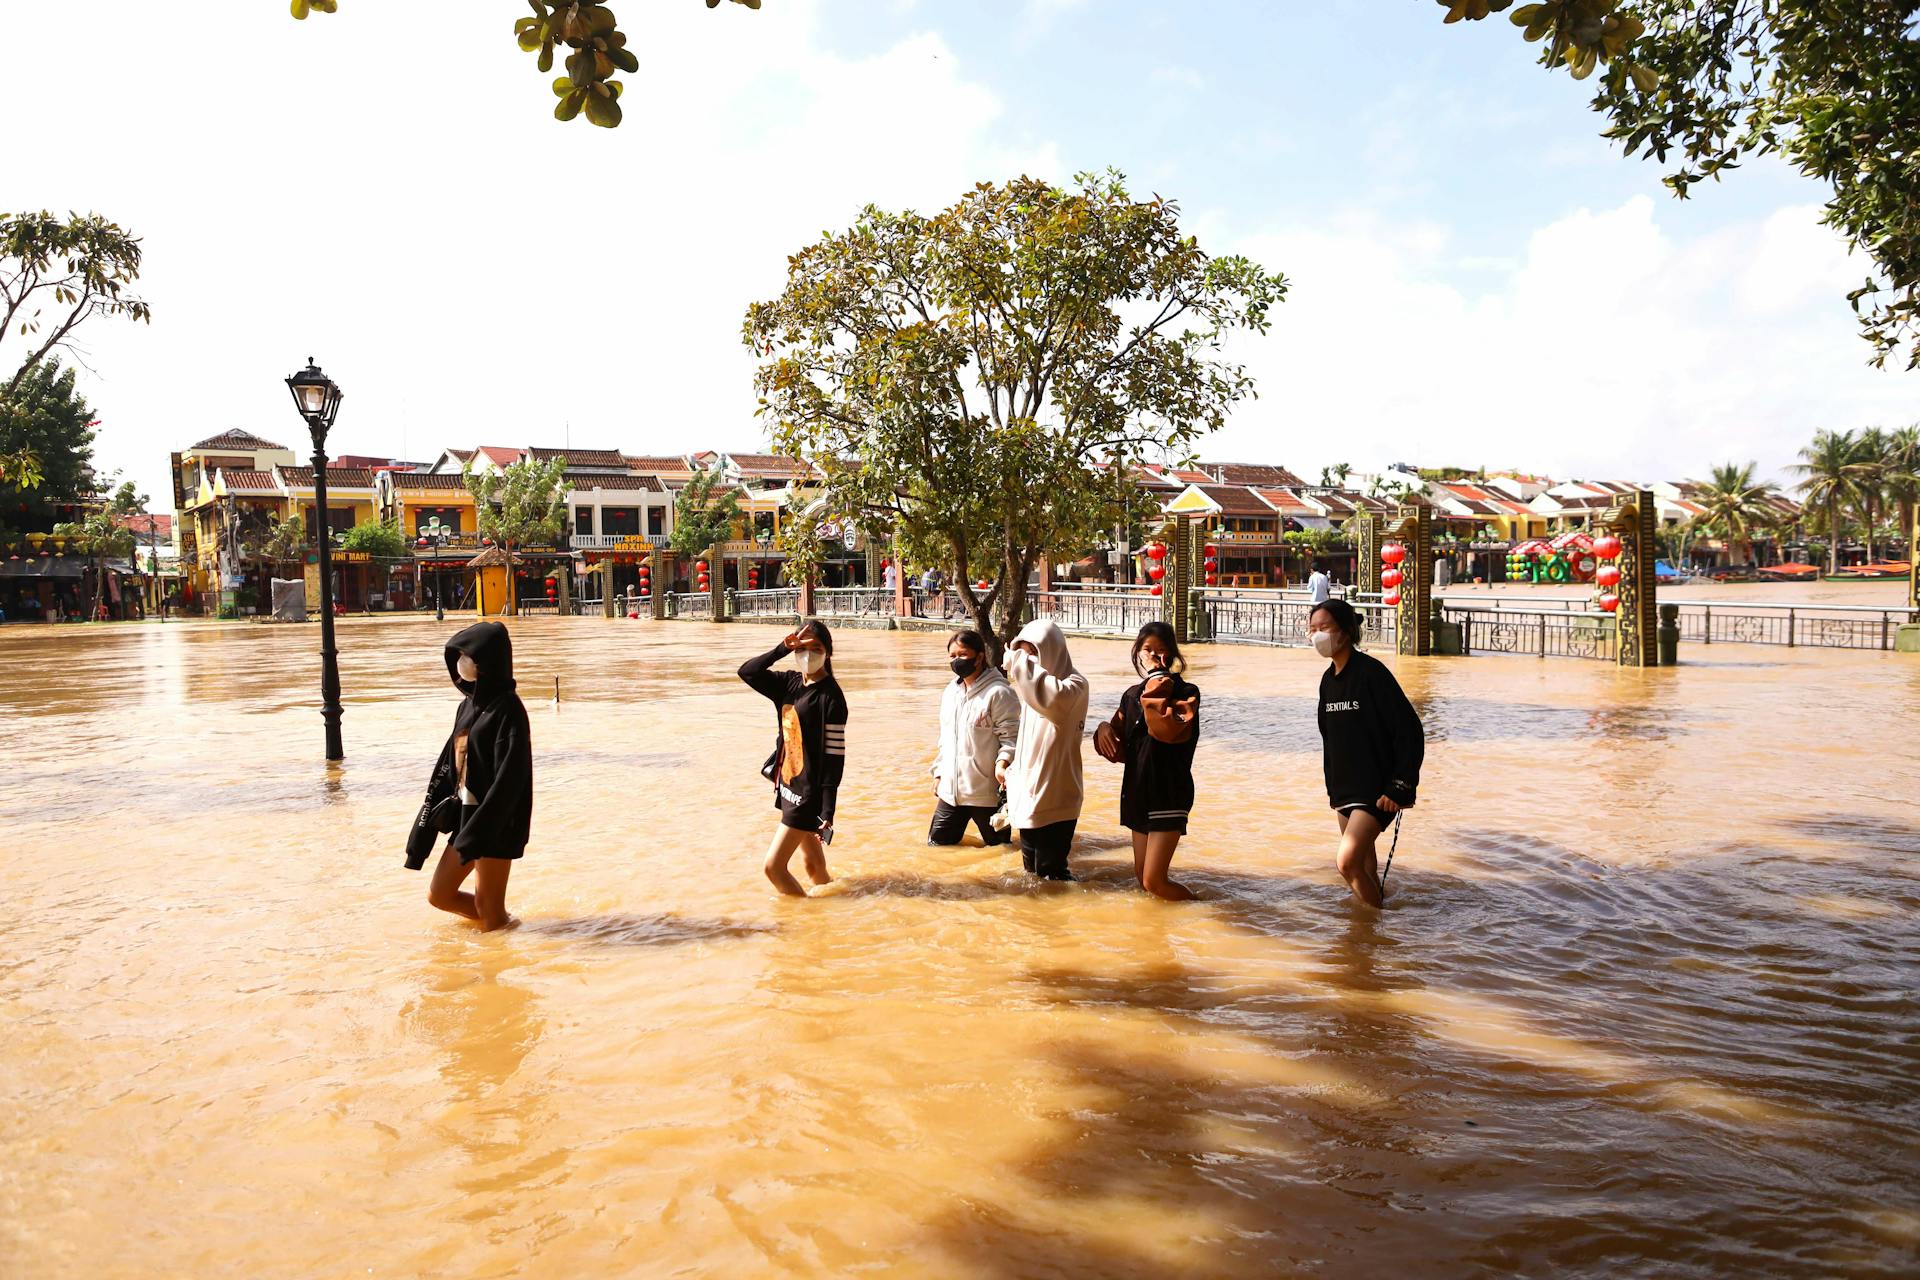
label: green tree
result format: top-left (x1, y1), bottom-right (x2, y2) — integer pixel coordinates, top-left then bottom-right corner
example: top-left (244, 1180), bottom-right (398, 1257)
top-left (670, 466), bottom-right (743, 559)
top-left (2, 212), bottom-right (151, 395)
top-left (464, 456), bottom-right (572, 558)
top-left (291, 0), bottom-right (761, 127)
top-left (0, 360), bottom-right (98, 528)
top-left (51, 509), bottom-right (134, 620)
top-left (259, 513), bottom-right (309, 564)
top-left (1884, 424), bottom-right (1920, 561)
top-left (745, 172), bottom-right (1286, 659)
top-left (1792, 428), bottom-right (1864, 573)
top-left (1847, 427), bottom-right (1892, 562)
top-left (1445, 1), bottom-right (1920, 369)
top-left (338, 517), bottom-right (411, 561)
top-left (1692, 460), bottom-right (1780, 565)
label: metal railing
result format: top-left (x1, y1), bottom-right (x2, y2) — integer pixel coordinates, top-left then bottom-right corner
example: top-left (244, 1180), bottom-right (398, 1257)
top-left (812, 587), bottom-right (894, 617)
top-left (1196, 590), bottom-right (1397, 649)
top-left (735, 587), bottom-right (801, 616)
top-left (568, 533), bottom-right (668, 551)
top-left (1446, 605), bottom-right (1617, 660)
top-left (1672, 601), bottom-right (1911, 650)
top-left (1030, 589), bottom-right (1162, 635)
top-left (670, 591), bottom-right (711, 619)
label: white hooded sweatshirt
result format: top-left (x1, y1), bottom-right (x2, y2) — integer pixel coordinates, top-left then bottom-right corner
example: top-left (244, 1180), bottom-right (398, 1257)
top-left (1003, 618), bottom-right (1089, 830)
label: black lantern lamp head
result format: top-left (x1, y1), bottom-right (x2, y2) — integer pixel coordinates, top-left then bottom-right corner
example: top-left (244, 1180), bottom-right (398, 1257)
top-left (285, 357), bottom-right (343, 441)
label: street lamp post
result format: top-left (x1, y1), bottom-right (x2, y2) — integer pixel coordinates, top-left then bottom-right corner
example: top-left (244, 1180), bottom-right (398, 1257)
top-left (417, 516), bottom-right (450, 622)
top-left (286, 358), bottom-right (346, 761)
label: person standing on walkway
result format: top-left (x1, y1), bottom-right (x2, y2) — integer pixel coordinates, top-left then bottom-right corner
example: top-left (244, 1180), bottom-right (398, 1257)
top-left (1004, 618), bottom-right (1089, 881)
top-left (1093, 621), bottom-right (1200, 900)
top-left (1308, 599), bottom-right (1424, 908)
top-left (929, 629), bottom-right (1020, 848)
top-left (1307, 560), bottom-right (1332, 605)
top-left (738, 620), bottom-right (848, 897)
top-left (410, 621), bottom-right (533, 931)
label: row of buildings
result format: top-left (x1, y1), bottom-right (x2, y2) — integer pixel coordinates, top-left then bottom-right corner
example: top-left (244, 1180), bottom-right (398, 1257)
top-left (164, 430), bottom-right (1811, 613)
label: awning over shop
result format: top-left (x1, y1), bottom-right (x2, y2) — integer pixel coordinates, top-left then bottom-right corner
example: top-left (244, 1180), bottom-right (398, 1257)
top-left (1, 553), bottom-right (86, 579)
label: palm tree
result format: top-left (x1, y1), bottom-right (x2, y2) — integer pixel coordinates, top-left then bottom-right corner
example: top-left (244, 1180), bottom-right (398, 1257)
top-left (1884, 424), bottom-right (1920, 562)
top-left (1793, 429), bottom-right (1864, 573)
top-left (1692, 461), bottom-right (1780, 566)
top-left (1849, 428), bottom-right (1891, 562)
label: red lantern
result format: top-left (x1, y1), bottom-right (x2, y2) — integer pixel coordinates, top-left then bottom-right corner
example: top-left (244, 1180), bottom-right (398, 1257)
top-left (1147, 563), bottom-right (1166, 582)
top-left (1381, 567), bottom-right (1403, 589)
top-left (1204, 542), bottom-right (1218, 556)
top-left (1381, 543), bottom-right (1406, 566)
top-left (416, 538), bottom-right (428, 548)
top-left (1598, 593), bottom-right (1620, 613)
top-left (1149, 584), bottom-right (1163, 596)
top-left (696, 560), bottom-right (709, 572)
top-left (1382, 590), bottom-right (1401, 607)
top-left (1204, 572), bottom-right (1218, 585)
top-left (482, 536), bottom-right (494, 546)
top-left (1593, 534), bottom-right (1623, 560)
top-left (1203, 556), bottom-right (1217, 568)
top-left (1145, 542), bottom-right (1167, 561)
top-left (1595, 564), bottom-right (1621, 589)
top-left (977, 579), bottom-right (990, 591)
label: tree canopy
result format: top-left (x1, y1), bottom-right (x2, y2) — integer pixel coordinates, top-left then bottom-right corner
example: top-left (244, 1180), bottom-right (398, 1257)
top-left (670, 467), bottom-right (743, 558)
top-left (2, 211), bottom-right (150, 397)
top-left (745, 171), bottom-right (1286, 656)
top-left (464, 455), bottom-right (572, 552)
top-left (339, 517), bottom-right (412, 560)
top-left (0, 361), bottom-right (98, 528)
top-left (1443, 0), bottom-right (1920, 369)
top-left (291, 0), bottom-right (762, 128)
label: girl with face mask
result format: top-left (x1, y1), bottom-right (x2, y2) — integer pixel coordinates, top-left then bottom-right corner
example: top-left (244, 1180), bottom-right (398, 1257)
top-left (738, 619), bottom-right (849, 896)
top-left (927, 630), bottom-right (1020, 848)
top-left (1307, 600), bottom-right (1425, 908)
top-left (1093, 621), bottom-right (1201, 900)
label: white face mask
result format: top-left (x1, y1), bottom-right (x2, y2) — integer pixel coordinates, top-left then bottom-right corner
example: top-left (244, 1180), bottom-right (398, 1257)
top-left (1311, 630), bottom-right (1339, 659)
top-left (794, 648), bottom-right (826, 677)
top-left (456, 654), bottom-right (479, 681)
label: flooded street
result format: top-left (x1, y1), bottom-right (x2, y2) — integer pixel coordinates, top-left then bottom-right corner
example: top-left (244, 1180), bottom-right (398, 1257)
top-left (3, 616), bottom-right (1918, 1277)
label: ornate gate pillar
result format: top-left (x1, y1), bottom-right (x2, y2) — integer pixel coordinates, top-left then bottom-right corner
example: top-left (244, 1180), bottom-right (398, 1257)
top-left (1910, 501), bottom-right (1919, 620)
top-left (651, 549), bottom-right (671, 619)
top-left (1166, 514), bottom-right (1200, 642)
top-left (1355, 514), bottom-right (1382, 596)
top-left (1602, 489), bottom-right (1659, 667)
top-left (709, 539), bottom-right (730, 622)
top-left (1388, 504), bottom-right (1433, 656)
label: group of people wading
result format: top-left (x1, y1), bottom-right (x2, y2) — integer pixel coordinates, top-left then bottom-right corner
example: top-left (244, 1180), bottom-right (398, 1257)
top-left (405, 600), bottom-right (1424, 928)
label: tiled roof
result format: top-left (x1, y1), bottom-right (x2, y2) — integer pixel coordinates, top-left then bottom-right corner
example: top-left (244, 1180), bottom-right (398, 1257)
top-left (728, 453), bottom-right (812, 475)
top-left (1167, 468), bottom-right (1214, 484)
top-left (528, 446), bottom-right (628, 469)
top-left (1193, 484), bottom-right (1277, 517)
top-left (443, 448), bottom-right (475, 462)
top-left (475, 445), bottom-right (524, 467)
top-left (216, 468), bottom-right (280, 493)
top-left (277, 466), bottom-right (375, 489)
top-left (192, 429), bottom-right (288, 452)
top-left (115, 513), bottom-right (173, 537)
top-left (564, 472), bottom-right (664, 492)
top-left (389, 472), bottom-right (475, 492)
top-left (624, 454), bottom-right (693, 472)
top-left (1253, 487), bottom-right (1316, 516)
top-left (1209, 462), bottom-right (1308, 488)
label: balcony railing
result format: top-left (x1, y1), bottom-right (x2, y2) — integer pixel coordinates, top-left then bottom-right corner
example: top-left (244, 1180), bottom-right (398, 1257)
top-left (569, 533), bottom-right (668, 551)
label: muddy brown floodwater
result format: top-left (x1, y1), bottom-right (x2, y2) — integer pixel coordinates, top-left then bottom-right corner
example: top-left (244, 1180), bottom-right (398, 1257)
top-left (3, 616), bottom-right (1917, 1277)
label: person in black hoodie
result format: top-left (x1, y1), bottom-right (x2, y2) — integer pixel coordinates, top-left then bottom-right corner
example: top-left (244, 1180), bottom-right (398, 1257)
top-left (738, 619), bottom-right (848, 897)
top-left (406, 621), bottom-right (532, 930)
top-left (1309, 599), bottom-right (1423, 908)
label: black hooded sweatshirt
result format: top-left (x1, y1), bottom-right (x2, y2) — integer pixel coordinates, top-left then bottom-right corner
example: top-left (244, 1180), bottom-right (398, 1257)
top-left (1316, 647), bottom-right (1424, 810)
top-left (404, 622), bottom-right (533, 868)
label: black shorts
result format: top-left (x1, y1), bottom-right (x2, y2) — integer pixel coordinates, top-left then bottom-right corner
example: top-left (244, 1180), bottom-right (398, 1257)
top-left (1121, 796), bottom-right (1189, 835)
top-left (1334, 800), bottom-right (1397, 831)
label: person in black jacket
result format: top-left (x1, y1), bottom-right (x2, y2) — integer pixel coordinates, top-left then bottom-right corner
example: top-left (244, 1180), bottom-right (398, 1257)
top-left (1309, 600), bottom-right (1424, 908)
top-left (1093, 621), bottom-right (1201, 901)
top-left (407, 621), bottom-right (533, 930)
top-left (738, 619), bottom-right (848, 897)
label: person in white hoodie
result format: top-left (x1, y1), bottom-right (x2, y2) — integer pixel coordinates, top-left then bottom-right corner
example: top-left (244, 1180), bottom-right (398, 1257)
top-left (1004, 617), bottom-right (1090, 880)
top-left (928, 629), bottom-right (1021, 847)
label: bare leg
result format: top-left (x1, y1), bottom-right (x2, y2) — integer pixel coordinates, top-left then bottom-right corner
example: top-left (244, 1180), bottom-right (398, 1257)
top-left (800, 830), bottom-right (832, 886)
top-left (762, 824), bottom-right (811, 897)
top-left (427, 845), bottom-right (480, 920)
top-left (1131, 831), bottom-right (1148, 887)
top-left (1139, 830), bottom-right (1194, 901)
top-left (1335, 810), bottom-right (1385, 908)
top-left (471, 857), bottom-right (516, 931)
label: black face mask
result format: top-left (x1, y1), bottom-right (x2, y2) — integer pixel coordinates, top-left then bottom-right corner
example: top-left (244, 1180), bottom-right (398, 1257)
top-left (950, 656), bottom-right (978, 678)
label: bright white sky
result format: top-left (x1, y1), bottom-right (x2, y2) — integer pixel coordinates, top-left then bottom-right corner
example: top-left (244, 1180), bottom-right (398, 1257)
top-left (3, 0), bottom-right (1911, 506)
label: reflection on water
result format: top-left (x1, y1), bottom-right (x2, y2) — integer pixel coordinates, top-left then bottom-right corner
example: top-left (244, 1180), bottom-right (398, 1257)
top-left (2, 617), bottom-right (1917, 1277)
